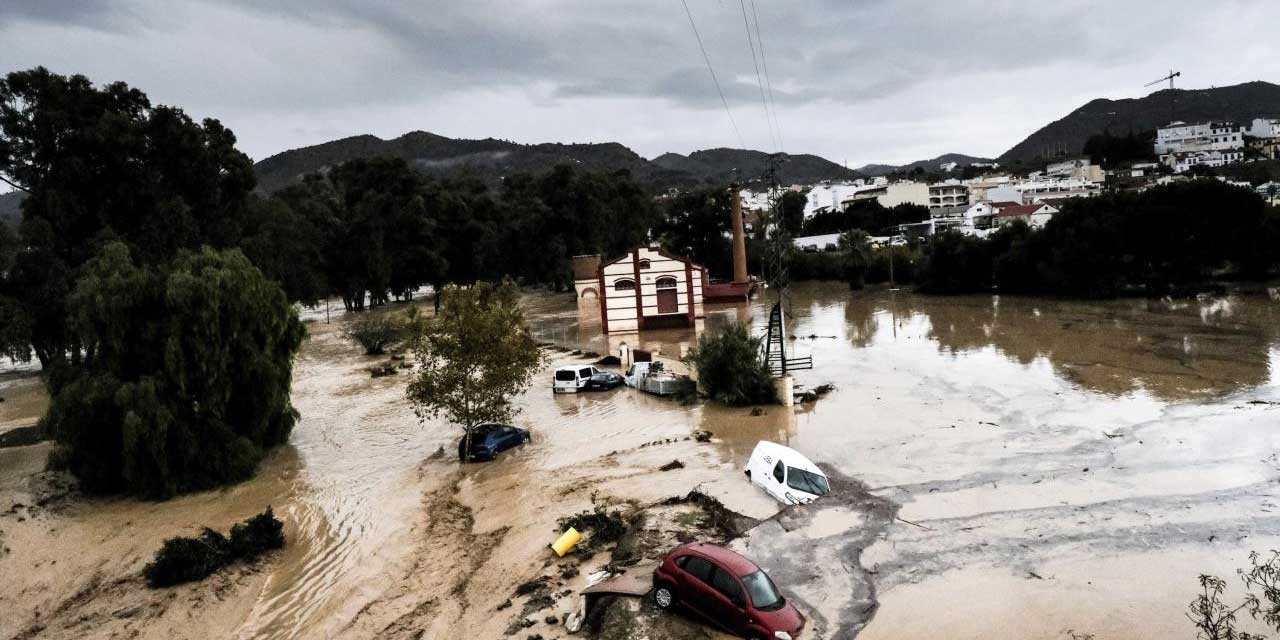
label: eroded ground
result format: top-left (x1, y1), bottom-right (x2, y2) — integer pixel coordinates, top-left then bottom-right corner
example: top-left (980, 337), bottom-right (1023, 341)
top-left (2, 283), bottom-right (1279, 639)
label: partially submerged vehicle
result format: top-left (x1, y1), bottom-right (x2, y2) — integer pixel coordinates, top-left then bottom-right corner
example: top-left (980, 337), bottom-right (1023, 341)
top-left (554, 365), bottom-right (623, 393)
top-left (458, 423), bottom-right (530, 462)
top-left (583, 370), bottom-right (624, 391)
top-left (652, 542), bottom-right (806, 639)
top-left (745, 441), bottom-right (830, 506)
top-left (554, 365), bottom-right (601, 393)
top-left (624, 361), bottom-right (683, 396)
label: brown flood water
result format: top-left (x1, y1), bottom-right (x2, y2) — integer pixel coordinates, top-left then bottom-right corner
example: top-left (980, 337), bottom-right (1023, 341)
top-left (1, 283), bottom-right (1278, 639)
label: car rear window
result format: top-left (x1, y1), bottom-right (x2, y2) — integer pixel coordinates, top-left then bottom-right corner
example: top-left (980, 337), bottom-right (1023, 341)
top-left (555, 370), bottom-right (577, 381)
top-left (787, 467), bottom-right (830, 496)
top-left (742, 570), bottom-right (784, 611)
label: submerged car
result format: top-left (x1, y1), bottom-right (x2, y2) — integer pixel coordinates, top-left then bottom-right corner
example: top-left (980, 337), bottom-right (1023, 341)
top-left (457, 423), bottom-right (530, 462)
top-left (652, 542), bottom-right (805, 639)
top-left (745, 441), bottom-right (830, 505)
top-left (582, 370), bottom-right (624, 391)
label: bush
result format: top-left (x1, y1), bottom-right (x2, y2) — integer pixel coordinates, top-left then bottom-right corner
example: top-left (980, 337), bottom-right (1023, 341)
top-left (144, 528), bottom-right (231, 588)
top-left (229, 507), bottom-right (286, 560)
top-left (688, 323), bottom-right (777, 406)
top-left (44, 244), bottom-right (305, 498)
top-left (342, 312), bottom-right (405, 355)
top-left (144, 508), bottom-right (284, 588)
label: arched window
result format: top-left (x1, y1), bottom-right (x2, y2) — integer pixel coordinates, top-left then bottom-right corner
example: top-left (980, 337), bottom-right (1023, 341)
top-left (638, 259), bottom-right (651, 270)
top-left (614, 278), bottom-right (635, 292)
top-left (655, 276), bottom-right (677, 289)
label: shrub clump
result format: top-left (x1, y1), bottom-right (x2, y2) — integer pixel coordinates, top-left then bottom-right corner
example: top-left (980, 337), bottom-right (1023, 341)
top-left (342, 312), bottom-right (406, 355)
top-left (687, 323), bottom-right (778, 406)
top-left (144, 507), bottom-right (285, 588)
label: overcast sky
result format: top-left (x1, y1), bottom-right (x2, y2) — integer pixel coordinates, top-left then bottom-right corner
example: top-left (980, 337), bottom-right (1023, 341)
top-left (3, 0), bottom-right (1279, 167)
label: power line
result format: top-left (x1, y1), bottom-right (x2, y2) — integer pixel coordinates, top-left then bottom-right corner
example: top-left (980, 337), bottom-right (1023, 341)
top-left (680, 0), bottom-right (746, 150)
top-left (749, 0), bottom-right (782, 152)
top-left (738, 0), bottom-right (776, 152)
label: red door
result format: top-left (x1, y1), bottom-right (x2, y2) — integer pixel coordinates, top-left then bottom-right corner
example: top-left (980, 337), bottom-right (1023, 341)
top-left (656, 288), bottom-right (678, 314)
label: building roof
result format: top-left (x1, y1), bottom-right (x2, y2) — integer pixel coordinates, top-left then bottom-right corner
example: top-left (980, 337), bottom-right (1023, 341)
top-left (996, 204), bottom-right (1046, 218)
top-left (990, 201), bottom-right (1022, 208)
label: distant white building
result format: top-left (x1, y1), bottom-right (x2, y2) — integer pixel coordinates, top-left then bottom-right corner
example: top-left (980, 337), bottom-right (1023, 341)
top-left (984, 177), bottom-right (1100, 205)
top-left (1161, 149), bottom-right (1244, 174)
top-left (994, 203), bottom-right (1058, 228)
top-left (939, 161), bottom-right (959, 172)
top-left (1045, 157), bottom-right (1105, 183)
top-left (1247, 118), bottom-right (1280, 139)
top-left (1155, 121), bottom-right (1244, 155)
top-left (927, 181), bottom-right (969, 208)
top-left (876, 181), bottom-right (930, 208)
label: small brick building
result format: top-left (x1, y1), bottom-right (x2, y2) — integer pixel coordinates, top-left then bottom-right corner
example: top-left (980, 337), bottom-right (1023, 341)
top-left (573, 245), bottom-right (706, 334)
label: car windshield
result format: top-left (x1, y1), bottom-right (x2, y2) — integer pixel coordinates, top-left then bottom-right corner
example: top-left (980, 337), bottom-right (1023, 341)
top-left (554, 370), bottom-right (577, 381)
top-left (786, 467), bottom-right (829, 496)
top-left (741, 570), bottom-right (784, 611)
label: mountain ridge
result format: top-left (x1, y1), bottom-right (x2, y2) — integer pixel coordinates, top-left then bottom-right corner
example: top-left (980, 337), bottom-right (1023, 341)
top-left (998, 80), bottom-right (1280, 163)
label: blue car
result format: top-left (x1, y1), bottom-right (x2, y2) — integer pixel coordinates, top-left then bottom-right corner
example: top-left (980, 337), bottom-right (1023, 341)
top-left (458, 423), bottom-right (531, 462)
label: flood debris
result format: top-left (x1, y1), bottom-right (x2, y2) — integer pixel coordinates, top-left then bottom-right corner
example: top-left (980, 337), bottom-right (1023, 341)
top-left (691, 430), bottom-right (712, 443)
top-left (796, 383), bottom-right (836, 404)
top-left (368, 362), bottom-right (398, 378)
top-left (556, 504), bottom-right (630, 553)
top-left (658, 460), bottom-right (684, 472)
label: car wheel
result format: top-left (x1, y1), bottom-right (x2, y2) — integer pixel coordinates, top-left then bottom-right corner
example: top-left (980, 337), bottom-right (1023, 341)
top-left (653, 584), bottom-right (676, 610)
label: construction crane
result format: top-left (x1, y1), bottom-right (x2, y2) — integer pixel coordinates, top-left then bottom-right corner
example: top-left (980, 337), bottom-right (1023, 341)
top-left (1145, 70), bottom-right (1182, 125)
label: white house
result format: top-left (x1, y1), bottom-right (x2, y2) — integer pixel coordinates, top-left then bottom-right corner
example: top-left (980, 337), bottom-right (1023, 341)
top-left (995, 203), bottom-right (1058, 228)
top-left (573, 246), bottom-right (706, 334)
top-left (1248, 118), bottom-right (1280, 139)
top-left (1155, 121), bottom-right (1244, 155)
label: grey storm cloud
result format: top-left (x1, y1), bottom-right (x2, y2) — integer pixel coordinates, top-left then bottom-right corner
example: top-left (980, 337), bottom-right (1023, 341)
top-left (1, 0), bottom-right (1277, 164)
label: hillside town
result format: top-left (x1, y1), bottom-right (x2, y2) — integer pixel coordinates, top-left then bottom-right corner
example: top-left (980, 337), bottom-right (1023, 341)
top-left (770, 116), bottom-right (1280, 250)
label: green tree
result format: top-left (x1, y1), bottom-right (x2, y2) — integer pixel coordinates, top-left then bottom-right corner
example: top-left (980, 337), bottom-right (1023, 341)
top-left (42, 243), bottom-right (305, 498)
top-left (688, 323), bottom-right (777, 406)
top-left (839, 230), bottom-right (872, 290)
top-left (658, 187), bottom-right (734, 278)
top-left (778, 190), bottom-right (807, 236)
top-left (0, 67), bottom-right (255, 370)
top-left (405, 281), bottom-right (542, 462)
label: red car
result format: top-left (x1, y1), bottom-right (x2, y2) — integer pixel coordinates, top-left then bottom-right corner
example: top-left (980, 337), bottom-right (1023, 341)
top-left (652, 542), bottom-right (805, 639)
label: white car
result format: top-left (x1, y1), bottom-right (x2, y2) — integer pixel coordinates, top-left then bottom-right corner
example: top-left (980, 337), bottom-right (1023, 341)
top-left (553, 365), bottom-right (600, 393)
top-left (745, 441), bottom-right (830, 505)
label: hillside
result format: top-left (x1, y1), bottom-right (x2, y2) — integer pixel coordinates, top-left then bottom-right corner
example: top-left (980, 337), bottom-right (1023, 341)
top-left (999, 81), bottom-right (1280, 163)
top-left (254, 132), bottom-right (862, 193)
top-left (253, 131), bottom-right (693, 192)
top-left (854, 153), bottom-right (993, 176)
top-left (652, 148), bottom-right (862, 185)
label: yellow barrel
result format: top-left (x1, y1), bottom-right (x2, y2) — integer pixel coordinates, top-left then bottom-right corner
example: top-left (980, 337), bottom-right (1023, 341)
top-left (551, 527), bottom-right (582, 557)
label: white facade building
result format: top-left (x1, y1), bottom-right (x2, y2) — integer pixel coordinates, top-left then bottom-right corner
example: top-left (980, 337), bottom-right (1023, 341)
top-left (573, 246), bottom-right (705, 334)
top-left (1155, 121), bottom-right (1244, 155)
top-left (1248, 118), bottom-right (1280, 139)
top-left (928, 181), bottom-right (969, 208)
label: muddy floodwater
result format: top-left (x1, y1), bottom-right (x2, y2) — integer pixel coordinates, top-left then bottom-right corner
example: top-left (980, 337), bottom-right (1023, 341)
top-left (1, 282), bottom-right (1279, 639)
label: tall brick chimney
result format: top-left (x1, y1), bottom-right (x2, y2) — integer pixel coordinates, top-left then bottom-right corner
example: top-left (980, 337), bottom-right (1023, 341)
top-left (730, 185), bottom-right (748, 284)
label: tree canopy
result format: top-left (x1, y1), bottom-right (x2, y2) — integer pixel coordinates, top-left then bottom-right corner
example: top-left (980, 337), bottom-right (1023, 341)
top-left (0, 67), bottom-right (255, 369)
top-left (42, 243), bottom-right (304, 498)
top-left (405, 281), bottom-right (542, 459)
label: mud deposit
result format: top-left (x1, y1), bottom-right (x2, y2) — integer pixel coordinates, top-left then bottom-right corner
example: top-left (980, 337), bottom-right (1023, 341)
top-left (2, 283), bottom-right (1279, 639)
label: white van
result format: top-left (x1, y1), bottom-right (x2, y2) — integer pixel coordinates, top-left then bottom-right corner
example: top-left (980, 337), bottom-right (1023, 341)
top-left (553, 365), bottom-right (600, 393)
top-left (745, 441), bottom-right (830, 505)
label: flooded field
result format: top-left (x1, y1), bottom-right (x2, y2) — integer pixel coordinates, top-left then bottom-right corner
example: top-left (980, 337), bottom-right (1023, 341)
top-left (1, 282), bottom-right (1278, 639)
